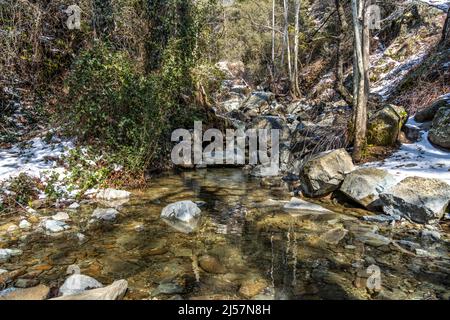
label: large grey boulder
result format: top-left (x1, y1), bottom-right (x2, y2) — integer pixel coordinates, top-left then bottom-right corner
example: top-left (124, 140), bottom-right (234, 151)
top-left (429, 107), bottom-right (450, 149)
top-left (161, 201), bottom-right (202, 233)
top-left (414, 94), bottom-right (449, 123)
top-left (239, 91), bottom-right (275, 116)
top-left (379, 177), bottom-right (450, 224)
top-left (340, 168), bottom-right (397, 209)
top-left (300, 149), bottom-right (355, 197)
top-left (367, 105), bottom-right (408, 146)
top-left (59, 274), bottom-right (103, 296)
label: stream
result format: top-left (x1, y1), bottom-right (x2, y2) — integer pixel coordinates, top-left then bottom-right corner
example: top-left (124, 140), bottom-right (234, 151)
top-left (1, 169), bottom-right (450, 300)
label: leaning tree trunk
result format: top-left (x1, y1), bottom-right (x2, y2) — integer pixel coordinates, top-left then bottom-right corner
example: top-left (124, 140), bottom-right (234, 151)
top-left (335, 0), bottom-right (353, 105)
top-left (351, 0), bottom-right (370, 162)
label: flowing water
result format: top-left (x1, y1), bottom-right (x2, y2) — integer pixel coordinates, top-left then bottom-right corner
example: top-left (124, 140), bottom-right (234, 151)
top-left (1, 169), bottom-right (450, 300)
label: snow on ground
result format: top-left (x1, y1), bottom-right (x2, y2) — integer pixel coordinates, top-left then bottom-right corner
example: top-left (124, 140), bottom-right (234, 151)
top-left (362, 117), bottom-right (450, 184)
top-left (0, 135), bottom-right (74, 182)
top-left (418, 0), bottom-right (450, 12)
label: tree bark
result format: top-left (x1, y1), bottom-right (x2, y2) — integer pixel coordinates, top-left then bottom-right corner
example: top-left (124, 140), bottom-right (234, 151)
top-left (334, 0), bottom-right (353, 105)
top-left (440, 7), bottom-right (450, 48)
top-left (292, 0), bottom-right (301, 98)
top-left (351, 0), bottom-right (370, 162)
top-left (283, 0), bottom-right (292, 89)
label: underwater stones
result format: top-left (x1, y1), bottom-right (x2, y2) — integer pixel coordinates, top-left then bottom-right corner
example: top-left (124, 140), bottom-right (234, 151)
top-left (355, 232), bottom-right (391, 247)
top-left (340, 168), bottom-right (397, 209)
top-left (198, 255), bottom-right (226, 274)
top-left (42, 219), bottom-right (70, 233)
top-left (0, 248), bottom-right (23, 262)
top-left (367, 104), bottom-right (407, 146)
top-left (91, 208), bottom-right (119, 222)
top-left (300, 149), bottom-right (354, 197)
top-left (0, 285), bottom-right (50, 300)
top-left (52, 212), bottom-right (70, 221)
top-left (68, 202), bottom-right (80, 210)
top-left (239, 277), bottom-right (268, 299)
top-left (321, 228), bottom-right (348, 245)
top-left (96, 188), bottom-right (131, 201)
top-left (53, 280), bottom-right (128, 300)
top-left (161, 201), bottom-right (202, 234)
top-left (379, 177), bottom-right (450, 224)
top-left (19, 219), bottom-right (31, 230)
top-left (283, 197), bottom-right (332, 214)
top-left (59, 274), bottom-right (103, 296)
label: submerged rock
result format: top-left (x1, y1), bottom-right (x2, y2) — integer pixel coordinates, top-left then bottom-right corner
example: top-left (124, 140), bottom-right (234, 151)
top-left (379, 176), bottom-right (450, 224)
top-left (59, 274), bottom-right (103, 296)
top-left (19, 219), bottom-right (31, 230)
top-left (96, 188), bottom-right (131, 201)
top-left (161, 201), bottom-right (202, 234)
top-left (239, 277), bottom-right (268, 299)
top-left (91, 208), bottom-right (118, 221)
top-left (283, 197), bottom-right (332, 214)
top-left (42, 220), bottom-right (70, 233)
top-left (198, 255), bottom-right (226, 274)
top-left (53, 280), bottom-right (127, 300)
top-left (0, 248), bottom-right (23, 262)
top-left (52, 212), bottom-right (70, 221)
top-left (0, 285), bottom-right (50, 300)
top-left (355, 232), bottom-right (391, 247)
top-left (299, 149), bottom-right (354, 197)
top-left (340, 168), bottom-right (397, 209)
top-left (321, 228), bottom-right (348, 245)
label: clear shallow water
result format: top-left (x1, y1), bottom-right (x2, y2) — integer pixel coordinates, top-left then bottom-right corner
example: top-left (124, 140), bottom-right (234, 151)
top-left (1, 169), bottom-right (450, 300)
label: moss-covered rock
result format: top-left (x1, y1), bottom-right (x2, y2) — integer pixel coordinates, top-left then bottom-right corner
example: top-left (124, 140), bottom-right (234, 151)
top-left (415, 94), bottom-right (450, 122)
top-left (367, 105), bottom-right (408, 146)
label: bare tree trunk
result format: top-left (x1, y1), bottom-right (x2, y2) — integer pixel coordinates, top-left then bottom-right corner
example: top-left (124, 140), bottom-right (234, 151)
top-left (292, 0), bottom-right (301, 98)
top-left (334, 0), bottom-right (353, 104)
top-left (272, 0), bottom-right (276, 71)
top-left (283, 0), bottom-right (292, 89)
top-left (351, 0), bottom-right (369, 162)
top-left (440, 7), bottom-right (450, 48)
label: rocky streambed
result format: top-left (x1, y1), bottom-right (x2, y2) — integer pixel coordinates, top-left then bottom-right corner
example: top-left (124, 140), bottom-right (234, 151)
top-left (1, 169), bottom-right (449, 300)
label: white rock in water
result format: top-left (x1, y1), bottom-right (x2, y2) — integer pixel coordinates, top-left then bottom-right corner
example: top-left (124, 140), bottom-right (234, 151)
top-left (52, 280), bottom-right (127, 300)
top-left (52, 212), bottom-right (70, 221)
top-left (161, 201), bottom-right (202, 234)
top-left (59, 274), bottom-right (103, 296)
top-left (92, 208), bottom-right (118, 221)
top-left (42, 220), bottom-right (70, 233)
top-left (19, 220), bottom-right (31, 230)
top-left (96, 189), bottom-right (131, 201)
top-left (68, 202), bottom-right (80, 210)
top-left (283, 197), bottom-right (332, 213)
top-left (0, 248), bottom-right (23, 261)
top-left (76, 233), bottom-right (86, 243)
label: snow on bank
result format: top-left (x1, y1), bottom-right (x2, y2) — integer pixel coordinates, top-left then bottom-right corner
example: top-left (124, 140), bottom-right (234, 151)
top-left (0, 135), bottom-right (74, 182)
top-left (418, 0), bottom-right (450, 12)
top-left (362, 117), bottom-right (450, 184)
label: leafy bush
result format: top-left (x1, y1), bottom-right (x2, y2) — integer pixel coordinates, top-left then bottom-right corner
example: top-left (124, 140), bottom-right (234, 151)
top-left (0, 173), bottom-right (40, 209)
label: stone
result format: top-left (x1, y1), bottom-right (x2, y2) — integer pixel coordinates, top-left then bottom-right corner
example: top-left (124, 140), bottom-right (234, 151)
top-left (59, 274), bottom-right (103, 296)
top-left (283, 197), bottom-right (332, 213)
top-left (68, 202), bottom-right (80, 210)
top-left (52, 212), bottom-right (70, 221)
top-left (362, 214), bottom-right (401, 223)
top-left (0, 248), bottom-right (23, 262)
top-left (52, 280), bottom-right (127, 300)
top-left (240, 91), bottom-right (275, 115)
top-left (42, 219), bottom-right (70, 233)
top-left (91, 208), bottom-right (119, 221)
top-left (96, 188), bottom-right (131, 201)
top-left (429, 107), bottom-right (450, 149)
top-left (7, 225), bottom-right (18, 233)
top-left (340, 168), bottom-right (397, 209)
top-left (239, 278), bottom-right (268, 298)
top-left (19, 219), bottom-right (31, 230)
top-left (0, 285), bottom-right (50, 300)
top-left (414, 94), bottom-right (449, 122)
top-left (321, 228), bottom-right (348, 245)
top-left (355, 232), bottom-right (391, 247)
top-left (367, 105), bottom-right (408, 146)
top-left (15, 278), bottom-right (40, 288)
top-left (198, 255), bottom-right (226, 274)
top-left (379, 177), bottom-right (450, 224)
top-left (421, 230), bottom-right (441, 240)
top-left (299, 149), bottom-right (355, 197)
top-left (161, 201), bottom-right (202, 234)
